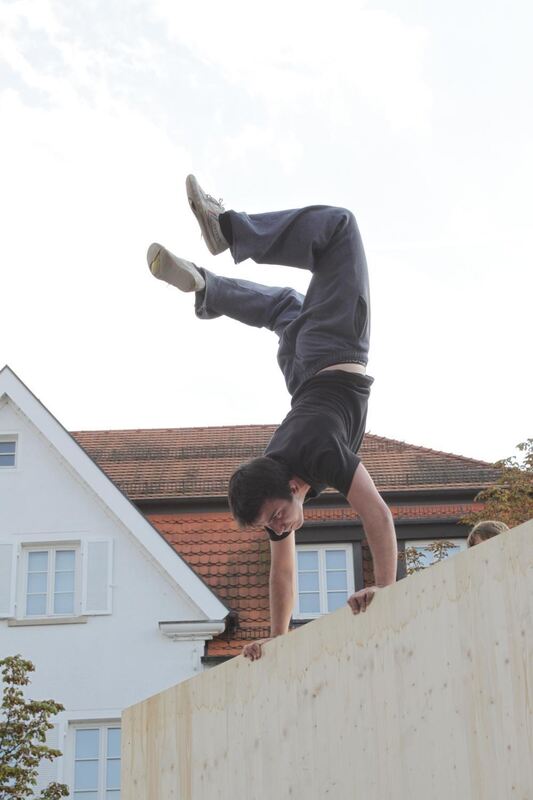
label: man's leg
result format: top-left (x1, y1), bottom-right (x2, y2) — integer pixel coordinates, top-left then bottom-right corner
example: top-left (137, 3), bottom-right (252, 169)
top-left (222, 205), bottom-right (370, 393)
top-left (184, 176), bottom-right (370, 393)
top-left (146, 243), bottom-right (303, 341)
top-left (195, 269), bottom-right (303, 340)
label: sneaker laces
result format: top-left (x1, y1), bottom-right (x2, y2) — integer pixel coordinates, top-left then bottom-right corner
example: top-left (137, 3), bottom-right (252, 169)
top-left (205, 192), bottom-right (224, 208)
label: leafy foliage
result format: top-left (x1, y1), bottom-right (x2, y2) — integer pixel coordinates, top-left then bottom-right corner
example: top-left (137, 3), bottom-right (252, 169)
top-left (400, 541), bottom-right (458, 575)
top-left (463, 439), bottom-right (533, 528)
top-left (0, 655), bottom-right (69, 800)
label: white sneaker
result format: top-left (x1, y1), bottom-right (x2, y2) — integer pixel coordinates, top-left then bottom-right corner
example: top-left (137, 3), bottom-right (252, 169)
top-left (185, 174), bottom-right (229, 256)
top-left (147, 243), bottom-right (205, 292)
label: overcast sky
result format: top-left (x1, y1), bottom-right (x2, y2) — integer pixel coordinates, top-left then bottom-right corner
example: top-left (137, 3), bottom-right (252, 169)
top-left (1, 0), bottom-right (531, 465)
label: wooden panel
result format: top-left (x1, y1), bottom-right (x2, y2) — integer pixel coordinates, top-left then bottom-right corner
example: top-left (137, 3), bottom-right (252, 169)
top-left (122, 520), bottom-right (533, 800)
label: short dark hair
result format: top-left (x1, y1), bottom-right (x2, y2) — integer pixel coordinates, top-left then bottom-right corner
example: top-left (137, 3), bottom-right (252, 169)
top-left (228, 457), bottom-right (292, 527)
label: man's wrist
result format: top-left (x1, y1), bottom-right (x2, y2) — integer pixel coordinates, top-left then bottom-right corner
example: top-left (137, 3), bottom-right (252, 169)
top-left (270, 622), bottom-right (293, 636)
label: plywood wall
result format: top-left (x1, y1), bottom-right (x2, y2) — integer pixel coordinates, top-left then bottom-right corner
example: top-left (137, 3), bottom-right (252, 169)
top-left (122, 520), bottom-right (533, 800)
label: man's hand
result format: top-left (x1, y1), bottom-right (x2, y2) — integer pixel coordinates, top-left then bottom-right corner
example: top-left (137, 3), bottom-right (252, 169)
top-left (242, 637), bottom-right (274, 661)
top-left (347, 586), bottom-right (378, 615)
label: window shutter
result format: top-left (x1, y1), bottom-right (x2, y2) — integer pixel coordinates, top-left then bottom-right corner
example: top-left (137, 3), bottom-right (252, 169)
top-left (82, 540), bottom-right (113, 615)
top-left (0, 542), bottom-right (17, 618)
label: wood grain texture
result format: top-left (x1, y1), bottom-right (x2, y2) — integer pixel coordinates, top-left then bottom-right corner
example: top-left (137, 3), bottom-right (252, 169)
top-left (122, 520), bottom-right (533, 800)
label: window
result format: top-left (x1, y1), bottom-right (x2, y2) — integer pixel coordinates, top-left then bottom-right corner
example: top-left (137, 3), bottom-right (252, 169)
top-left (73, 725), bottom-right (121, 800)
top-left (403, 538), bottom-right (466, 574)
top-left (0, 438), bottom-right (17, 468)
top-left (294, 545), bottom-right (354, 619)
top-left (5, 539), bottom-right (113, 622)
top-left (24, 546), bottom-right (78, 617)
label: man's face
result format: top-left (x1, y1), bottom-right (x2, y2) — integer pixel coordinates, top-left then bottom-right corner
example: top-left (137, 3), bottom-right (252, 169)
top-left (255, 495), bottom-right (305, 536)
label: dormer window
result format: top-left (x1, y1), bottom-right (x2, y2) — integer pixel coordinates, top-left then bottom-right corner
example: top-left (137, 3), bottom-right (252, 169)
top-left (0, 437), bottom-right (17, 468)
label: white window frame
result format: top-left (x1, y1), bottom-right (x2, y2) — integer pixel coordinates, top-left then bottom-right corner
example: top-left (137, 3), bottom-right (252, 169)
top-left (20, 543), bottom-right (81, 619)
top-left (294, 543), bottom-right (355, 620)
top-left (0, 434), bottom-right (18, 469)
top-left (404, 538), bottom-right (467, 571)
top-left (68, 722), bottom-right (121, 800)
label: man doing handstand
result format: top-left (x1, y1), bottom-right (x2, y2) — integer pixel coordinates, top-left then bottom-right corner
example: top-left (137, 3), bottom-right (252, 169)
top-left (147, 175), bottom-right (398, 661)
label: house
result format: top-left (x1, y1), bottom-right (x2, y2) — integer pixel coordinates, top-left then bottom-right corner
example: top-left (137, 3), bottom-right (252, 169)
top-left (0, 367), bottom-right (228, 797)
top-left (0, 365), bottom-right (499, 797)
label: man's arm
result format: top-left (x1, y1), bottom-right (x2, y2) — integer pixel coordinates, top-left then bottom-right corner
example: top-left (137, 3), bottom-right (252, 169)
top-left (269, 531), bottom-right (296, 636)
top-left (242, 532), bottom-right (295, 660)
top-left (346, 462), bottom-right (397, 612)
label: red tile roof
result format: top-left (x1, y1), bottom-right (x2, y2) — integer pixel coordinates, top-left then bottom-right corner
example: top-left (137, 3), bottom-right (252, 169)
top-left (72, 426), bottom-right (498, 500)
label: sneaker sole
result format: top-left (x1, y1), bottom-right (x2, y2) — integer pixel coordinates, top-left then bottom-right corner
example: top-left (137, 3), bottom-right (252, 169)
top-left (185, 174), bottom-right (224, 256)
top-left (147, 243), bottom-right (203, 292)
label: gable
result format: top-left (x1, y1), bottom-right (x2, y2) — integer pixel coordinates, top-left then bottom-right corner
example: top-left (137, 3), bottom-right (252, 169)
top-left (0, 366), bottom-right (228, 621)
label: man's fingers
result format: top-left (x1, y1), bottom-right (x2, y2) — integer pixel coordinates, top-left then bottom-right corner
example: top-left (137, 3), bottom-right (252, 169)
top-left (243, 637), bottom-right (276, 661)
top-left (348, 588), bottom-right (376, 614)
top-left (348, 596), bottom-right (361, 614)
top-left (348, 595), bottom-right (363, 614)
top-left (243, 642), bottom-right (263, 661)
top-left (361, 589), bottom-right (375, 612)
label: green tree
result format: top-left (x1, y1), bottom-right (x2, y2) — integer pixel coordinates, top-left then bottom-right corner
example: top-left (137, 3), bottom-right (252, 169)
top-left (0, 655), bottom-right (69, 800)
top-left (463, 439), bottom-right (533, 529)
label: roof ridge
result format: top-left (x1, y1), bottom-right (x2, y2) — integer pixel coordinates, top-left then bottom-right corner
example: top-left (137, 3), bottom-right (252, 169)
top-left (71, 423), bottom-right (278, 435)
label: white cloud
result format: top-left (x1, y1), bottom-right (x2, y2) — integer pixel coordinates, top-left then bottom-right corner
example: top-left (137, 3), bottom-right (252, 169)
top-left (152, 0), bottom-right (432, 133)
top-left (0, 0), bottom-right (64, 36)
top-left (224, 124), bottom-right (304, 173)
top-left (0, 11), bottom-right (205, 431)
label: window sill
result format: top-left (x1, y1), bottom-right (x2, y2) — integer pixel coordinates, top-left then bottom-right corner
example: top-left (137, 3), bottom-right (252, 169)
top-left (7, 615), bottom-right (88, 627)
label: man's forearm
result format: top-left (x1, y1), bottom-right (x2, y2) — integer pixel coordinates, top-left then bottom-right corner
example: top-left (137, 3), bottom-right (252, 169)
top-left (347, 464), bottom-right (398, 588)
top-left (269, 571), bottom-right (294, 637)
top-left (363, 505), bottom-right (398, 586)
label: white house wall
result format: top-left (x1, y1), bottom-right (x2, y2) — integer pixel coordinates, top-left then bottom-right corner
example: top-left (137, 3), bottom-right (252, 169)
top-left (0, 395), bottom-right (222, 791)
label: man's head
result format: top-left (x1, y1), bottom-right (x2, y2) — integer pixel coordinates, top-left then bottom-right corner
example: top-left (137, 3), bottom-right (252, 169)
top-left (228, 456), bottom-right (306, 535)
top-left (467, 520), bottom-right (510, 548)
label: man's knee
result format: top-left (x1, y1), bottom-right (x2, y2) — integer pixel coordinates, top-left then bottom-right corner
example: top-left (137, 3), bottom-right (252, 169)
top-left (270, 287), bottom-right (303, 335)
top-left (338, 207), bottom-right (357, 229)
top-left (326, 206), bottom-right (357, 234)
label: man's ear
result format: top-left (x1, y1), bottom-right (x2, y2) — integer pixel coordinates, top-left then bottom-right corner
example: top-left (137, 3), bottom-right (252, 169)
top-left (289, 479), bottom-right (298, 495)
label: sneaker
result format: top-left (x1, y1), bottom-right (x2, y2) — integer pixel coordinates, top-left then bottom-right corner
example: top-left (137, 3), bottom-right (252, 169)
top-left (185, 174), bottom-right (229, 256)
top-left (147, 243), bottom-right (205, 292)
